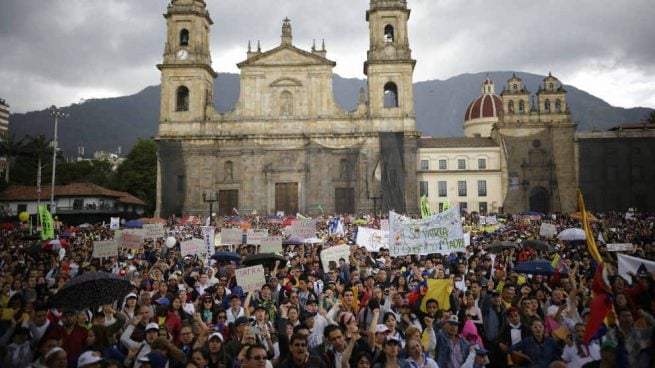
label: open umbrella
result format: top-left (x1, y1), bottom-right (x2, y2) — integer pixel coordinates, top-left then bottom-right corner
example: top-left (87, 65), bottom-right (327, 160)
top-left (242, 253), bottom-right (286, 267)
top-left (303, 237), bottom-right (324, 244)
top-left (50, 272), bottom-right (132, 309)
top-left (210, 251), bottom-right (241, 263)
top-left (282, 218), bottom-right (297, 226)
top-left (42, 239), bottom-right (69, 251)
top-left (77, 223), bottom-right (93, 228)
top-left (124, 219), bottom-right (144, 228)
top-left (557, 228), bottom-right (586, 241)
top-left (513, 260), bottom-right (568, 276)
top-left (522, 239), bottom-right (555, 252)
top-left (263, 215), bottom-right (283, 224)
top-left (569, 211), bottom-right (599, 222)
top-left (282, 236), bottom-right (302, 246)
top-left (485, 241), bottom-right (519, 253)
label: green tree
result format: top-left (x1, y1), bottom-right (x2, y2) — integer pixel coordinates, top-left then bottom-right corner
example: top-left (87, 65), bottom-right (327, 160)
top-left (113, 138), bottom-right (157, 213)
top-left (15, 134), bottom-right (53, 202)
top-left (643, 110), bottom-right (655, 124)
top-left (56, 159), bottom-right (114, 186)
top-left (0, 133), bottom-right (25, 184)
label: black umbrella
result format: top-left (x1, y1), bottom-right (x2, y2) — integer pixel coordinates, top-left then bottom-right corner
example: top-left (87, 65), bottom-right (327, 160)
top-left (522, 239), bottom-right (555, 252)
top-left (242, 253), bottom-right (286, 267)
top-left (210, 251), bottom-right (241, 263)
top-left (485, 241), bottom-right (519, 253)
top-left (50, 272), bottom-right (132, 309)
top-left (513, 260), bottom-right (568, 276)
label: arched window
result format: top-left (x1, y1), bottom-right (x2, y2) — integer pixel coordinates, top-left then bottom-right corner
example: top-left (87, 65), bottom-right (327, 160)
top-left (176, 86), bottom-right (189, 111)
top-left (383, 82), bottom-right (398, 108)
top-left (180, 29), bottom-right (189, 46)
top-left (508, 100), bottom-right (514, 113)
top-left (279, 91), bottom-right (293, 116)
top-left (518, 100), bottom-right (525, 114)
top-left (512, 83), bottom-right (518, 92)
top-left (554, 99), bottom-right (561, 113)
top-left (384, 25), bottom-right (395, 43)
top-left (549, 83), bottom-right (554, 91)
top-left (544, 99), bottom-right (551, 113)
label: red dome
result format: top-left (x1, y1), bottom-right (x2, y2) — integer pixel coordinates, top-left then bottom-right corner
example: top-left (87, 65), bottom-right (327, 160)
top-left (464, 94), bottom-right (502, 121)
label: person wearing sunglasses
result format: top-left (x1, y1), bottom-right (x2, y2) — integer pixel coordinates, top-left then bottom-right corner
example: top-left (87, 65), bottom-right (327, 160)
top-left (242, 344), bottom-right (271, 368)
top-left (278, 333), bottom-right (326, 368)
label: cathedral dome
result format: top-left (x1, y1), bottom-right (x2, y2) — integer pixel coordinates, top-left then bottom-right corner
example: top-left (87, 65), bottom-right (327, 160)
top-left (463, 78), bottom-right (502, 137)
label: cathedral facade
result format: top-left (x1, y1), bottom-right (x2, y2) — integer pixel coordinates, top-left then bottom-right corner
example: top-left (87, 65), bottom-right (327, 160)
top-left (155, 0), bottom-right (420, 217)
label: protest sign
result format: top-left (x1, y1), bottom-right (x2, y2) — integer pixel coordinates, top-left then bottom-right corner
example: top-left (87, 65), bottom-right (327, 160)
top-left (320, 244), bottom-right (350, 272)
top-left (607, 243), bottom-right (634, 252)
top-left (221, 228), bottom-right (243, 245)
top-left (201, 226), bottom-right (215, 257)
top-left (389, 205), bottom-right (465, 256)
top-left (118, 229), bottom-right (144, 249)
top-left (464, 232), bottom-right (471, 247)
top-left (110, 217), bottom-right (120, 230)
top-left (260, 236), bottom-right (283, 254)
top-left (291, 219), bottom-right (316, 239)
top-left (181, 238), bottom-right (206, 257)
top-left (235, 265), bottom-right (266, 291)
top-left (380, 219), bottom-right (390, 232)
top-left (246, 229), bottom-right (268, 245)
top-left (92, 240), bottom-right (118, 258)
top-left (539, 223), bottom-right (558, 238)
top-left (143, 224), bottom-right (165, 239)
top-left (356, 227), bottom-right (389, 252)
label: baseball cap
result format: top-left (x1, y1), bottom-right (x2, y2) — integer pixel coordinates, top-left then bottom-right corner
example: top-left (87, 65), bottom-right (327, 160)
top-left (375, 324), bottom-right (389, 334)
top-left (125, 293), bottom-right (138, 299)
top-left (446, 315), bottom-right (461, 325)
top-left (157, 297), bottom-right (170, 306)
top-left (78, 351), bottom-right (104, 367)
top-left (384, 337), bottom-right (401, 345)
top-left (138, 351), bottom-right (167, 368)
top-left (145, 322), bottom-right (160, 332)
top-left (235, 316), bottom-right (249, 326)
top-left (209, 332), bottom-right (224, 342)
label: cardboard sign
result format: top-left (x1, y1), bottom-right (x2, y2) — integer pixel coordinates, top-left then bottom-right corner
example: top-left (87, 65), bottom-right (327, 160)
top-left (110, 217), bottom-right (120, 230)
top-left (356, 227), bottom-right (389, 252)
top-left (222, 228), bottom-right (243, 245)
top-left (246, 229), bottom-right (268, 245)
top-left (320, 244), bottom-right (350, 272)
top-left (118, 229), bottom-right (144, 249)
top-left (92, 240), bottom-right (118, 258)
top-left (143, 223), bottom-right (165, 239)
top-left (235, 265), bottom-right (266, 292)
top-left (201, 226), bottom-right (215, 256)
top-left (539, 223), bottom-right (558, 238)
top-left (607, 243), bottom-right (634, 252)
top-left (290, 219), bottom-right (316, 239)
top-left (389, 205), bottom-right (465, 256)
top-left (181, 238), bottom-right (206, 257)
top-left (260, 236), bottom-right (283, 254)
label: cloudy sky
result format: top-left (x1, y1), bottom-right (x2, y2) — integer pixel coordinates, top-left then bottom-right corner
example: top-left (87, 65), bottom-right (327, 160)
top-left (1, 0), bottom-right (653, 113)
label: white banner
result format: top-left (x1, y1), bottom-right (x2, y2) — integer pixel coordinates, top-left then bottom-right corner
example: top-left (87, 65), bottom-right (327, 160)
top-left (617, 253), bottom-right (655, 282)
top-left (246, 229), bottom-right (268, 245)
top-left (539, 223), bottom-right (558, 238)
top-left (92, 240), bottom-right (118, 258)
top-left (181, 238), bottom-right (207, 257)
top-left (291, 219), bottom-right (316, 239)
top-left (320, 244), bottom-right (350, 272)
top-left (380, 219), bottom-right (390, 232)
top-left (117, 229), bottom-right (144, 249)
top-left (356, 227), bottom-right (389, 252)
top-left (201, 226), bottom-right (215, 256)
top-left (143, 223), bottom-right (165, 239)
top-left (607, 243), bottom-right (634, 252)
top-left (110, 217), bottom-right (120, 230)
top-left (389, 205), bottom-right (465, 256)
top-left (464, 232), bottom-right (471, 247)
top-left (235, 265), bottom-right (266, 292)
top-left (260, 236), bottom-right (283, 254)
top-left (221, 228), bottom-right (243, 245)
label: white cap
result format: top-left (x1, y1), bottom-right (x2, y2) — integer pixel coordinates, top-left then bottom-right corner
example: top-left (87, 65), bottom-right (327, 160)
top-left (78, 351), bottom-right (103, 367)
top-left (209, 332), bottom-right (224, 342)
top-left (145, 322), bottom-right (160, 332)
top-left (375, 324), bottom-right (389, 334)
top-left (125, 293), bottom-right (138, 299)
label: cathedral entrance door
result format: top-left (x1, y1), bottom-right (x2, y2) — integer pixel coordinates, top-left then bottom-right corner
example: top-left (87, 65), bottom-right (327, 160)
top-left (275, 183), bottom-right (298, 215)
top-left (335, 188), bottom-right (354, 214)
top-left (529, 186), bottom-right (550, 213)
top-left (218, 190), bottom-right (238, 216)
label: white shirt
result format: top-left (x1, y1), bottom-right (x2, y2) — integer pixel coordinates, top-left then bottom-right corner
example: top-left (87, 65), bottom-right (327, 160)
top-left (562, 342), bottom-right (600, 368)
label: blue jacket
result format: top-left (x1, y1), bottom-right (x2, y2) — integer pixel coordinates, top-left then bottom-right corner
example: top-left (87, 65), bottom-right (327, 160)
top-left (435, 329), bottom-right (470, 368)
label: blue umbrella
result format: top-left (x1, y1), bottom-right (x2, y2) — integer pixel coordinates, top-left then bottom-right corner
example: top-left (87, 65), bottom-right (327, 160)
top-left (210, 251), bottom-right (241, 263)
top-left (513, 260), bottom-right (568, 276)
top-left (124, 219), bottom-right (143, 228)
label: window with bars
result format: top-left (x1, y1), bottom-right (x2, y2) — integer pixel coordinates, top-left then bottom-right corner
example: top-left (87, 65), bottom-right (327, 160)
top-left (458, 159), bottom-right (466, 170)
top-left (478, 158), bottom-right (486, 170)
top-left (439, 159), bottom-right (447, 170)
top-left (420, 160), bottom-right (429, 170)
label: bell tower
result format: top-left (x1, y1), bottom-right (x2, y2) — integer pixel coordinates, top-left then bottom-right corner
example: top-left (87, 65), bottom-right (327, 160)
top-left (364, 0), bottom-right (416, 121)
top-left (157, 0), bottom-right (217, 123)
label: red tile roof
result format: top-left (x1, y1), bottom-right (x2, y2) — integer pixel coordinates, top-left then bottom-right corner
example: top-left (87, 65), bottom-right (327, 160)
top-left (0, 183), bottom-right (145, 205)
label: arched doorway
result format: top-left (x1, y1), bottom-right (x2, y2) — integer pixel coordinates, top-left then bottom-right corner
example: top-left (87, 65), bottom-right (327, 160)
top-left (529, 186), bottom-right (550, 213)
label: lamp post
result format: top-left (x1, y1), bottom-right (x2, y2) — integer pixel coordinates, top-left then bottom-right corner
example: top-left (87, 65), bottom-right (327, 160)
top-left (202, 190), bottom-right (218, 224)
top-left (49, 106), bottom-right (68, 213)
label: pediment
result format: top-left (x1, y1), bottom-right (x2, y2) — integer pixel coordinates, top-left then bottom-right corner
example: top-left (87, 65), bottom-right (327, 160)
top-left (237, 46), bottom-right (336, 68)
top-left (270, 77), bottom-right (302, 87)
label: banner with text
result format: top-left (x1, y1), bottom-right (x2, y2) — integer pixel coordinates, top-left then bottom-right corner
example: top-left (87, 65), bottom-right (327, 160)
top-left (260, 236), bottom-right (283, 254)
top-left (246, 229), bottom-right (268, 245)
top-left (181, 238), bottom-right (207, 257)
top-left (389, 205), bottom-right (465, 256)
top-left (539, 223), bottom-right (558, 238)
top-left (356, 227), bottom-right (389, 252)
top-left (320, 244), bottom-right (350, 272)
top-left (380, 219), bottom-right (390, 232)
top-left (93, 240), bottom-right (118, 258)
top-left (607, 243), bottom-right (634, 252)
top-left (143, 224), bottom-right (165, 239)
top-left (291, 219), bottom-right (316, 239)
top-left (221, 228), bottom-right (243, 245)
top-left (235, 265), bottom-right (266, 292)
top-left (118, 229), bottom-right (144, 249)
top-left (201, 226), bottom-right (215, 256)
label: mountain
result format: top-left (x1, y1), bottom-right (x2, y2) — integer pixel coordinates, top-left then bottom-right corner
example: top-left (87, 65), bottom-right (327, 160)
top-left (9, 72), bottom-right (652, 157)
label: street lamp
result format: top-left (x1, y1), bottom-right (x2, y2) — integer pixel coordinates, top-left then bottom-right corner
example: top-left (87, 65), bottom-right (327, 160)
top-left (202, 190), bottom-right (218, 224)
top-left (49, 106), bottom-right (68, 213)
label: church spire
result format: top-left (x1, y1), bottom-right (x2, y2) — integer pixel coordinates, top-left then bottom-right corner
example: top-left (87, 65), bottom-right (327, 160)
top-left (281, 17), bottom-right (292, 46)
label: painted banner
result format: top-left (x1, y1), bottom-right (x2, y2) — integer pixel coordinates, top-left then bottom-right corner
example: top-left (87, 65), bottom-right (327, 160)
top-left (143, 224), bottom-right (165, 239)
top-left (246, 229), bottom-right (268, 245)
top-left (181, 238), bottom-right (206, 257)
top-left (201, 226), bottom-right (215, 257)
top-left (606, 243), bottom-right (634, 252)
top-left (260, 236), bottom-right (283, 254)
top-left (235, 265), bottom-right (266, 292)
top-left (221, 228), bottom-right (243, 245)
top-left (110, 217), bottom-right (120, 230)
top-left (118, 229), bottom-right (144, 249)
top-left (92, 240), bottom-right (118, 258)
top-left (320, 244), bottom-right (350, 272)
top-left (356, 227), bottom-right (389, 252)
top-left (389, 205), bottom-right (465, 256)
top-left (290, 219), bottom-right (316, 239)
top-left (38, 205), bottom-right (54, 240)
top-left (539, 223), bottom-right (558, 238)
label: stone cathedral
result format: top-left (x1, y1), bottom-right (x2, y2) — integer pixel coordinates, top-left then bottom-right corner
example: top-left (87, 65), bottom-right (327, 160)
top-left (156, 0), bottom-right (419, 217)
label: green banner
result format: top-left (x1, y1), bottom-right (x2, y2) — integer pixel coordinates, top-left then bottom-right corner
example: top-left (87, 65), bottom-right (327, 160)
top-left (420, 195), bottom-right (432, 219)
top-left (39, 205), bottom-right (55, 240)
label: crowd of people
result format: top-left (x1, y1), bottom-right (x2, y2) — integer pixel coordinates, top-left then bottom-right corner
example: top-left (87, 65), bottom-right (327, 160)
top-left (0, 209), bottom-right (654, 368)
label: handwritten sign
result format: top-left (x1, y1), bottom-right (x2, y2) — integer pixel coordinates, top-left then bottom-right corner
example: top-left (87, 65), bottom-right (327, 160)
top-left (389, 205), bottom-right (465, 256)
top-left (181, 238), bottom-right (206, 257)
top-left (320, 244), bottom-right (350, 272)
top-left (260, 236), bottom-right (283, 254)
top-left (235, 265), bottom-right (266, 292)
top-left (246, 229), bottom-right (268, 245)
top-left (221, 228), bottom-right (243, 245)
top-left (607, 243), bottom-right (634, 252)
top-left (290, 219), bottom-right (316, 239)
top-left (92, 240), bottom-right (118, 258)
top-left (118, 229), bottom-right (144, 249)
top-left (201, 226), bottom-right (215, 257)
top-left (143, 224), bottom-right (165, 239)
top-left (539, 223), bottom-right (558, 238)
top-left (356, 227), bottom-right (389, 252)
